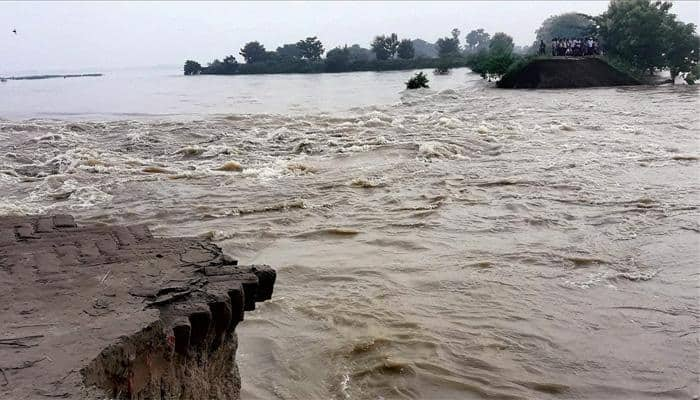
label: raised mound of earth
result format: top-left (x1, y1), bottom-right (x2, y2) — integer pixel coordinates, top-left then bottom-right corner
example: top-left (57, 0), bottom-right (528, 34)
top-left (497, 57), bottom-right (641, 89)
top-left (0, 214), bottom-right (275, 400)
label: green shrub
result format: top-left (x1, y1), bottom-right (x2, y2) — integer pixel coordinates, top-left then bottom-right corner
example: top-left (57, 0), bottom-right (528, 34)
top-left (406, 72), bottom-right (429, 89)
top-left (684, 64), bottom-right (700, 85)
top-left (603, 55), bottom-right (643, 81)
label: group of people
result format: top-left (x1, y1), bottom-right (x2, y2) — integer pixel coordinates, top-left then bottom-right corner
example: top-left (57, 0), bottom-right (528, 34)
top-left (538, 38), bottom-right (601, 57)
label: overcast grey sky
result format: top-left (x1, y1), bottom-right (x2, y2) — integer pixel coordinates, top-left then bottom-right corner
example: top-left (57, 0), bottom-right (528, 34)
top-left (1, 1), bottom-right (698, 74)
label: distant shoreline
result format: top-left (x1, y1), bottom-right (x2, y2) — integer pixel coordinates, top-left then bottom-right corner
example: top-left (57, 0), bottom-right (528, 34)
top-left (189, 58), bottom-right (466, 77)
top-left (0, 73), bottom-right (103, 81)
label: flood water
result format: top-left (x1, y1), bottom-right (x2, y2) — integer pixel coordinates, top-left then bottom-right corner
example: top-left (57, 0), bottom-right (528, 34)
top-left (1, 68), bottom-right (698, 399)
top-left (0, 66), bottom-right (476, 119)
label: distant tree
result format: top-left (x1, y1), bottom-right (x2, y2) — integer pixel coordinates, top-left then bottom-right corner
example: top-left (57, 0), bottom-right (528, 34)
top-left (347, 44), bottom-right (375, 61)
top-left (664, 18), bottom-right (700, 83)
top-left (223, 55), bottom-right (237, 65)
top-left (412, 38), bottom-right (439, 58)
top-left (597, 0), bottom-right (671, 75)
top-left (386, 33), bottom-right (400, 58)
top-left (466, 49), bottom-right (521, 82)
top-left (296, 36), bottom-right (325, 60)
top-left (466, 29), bottom-right (490, 51)
top-left (371, 35), bottom-right (391, 60)
top-left (325, 46), bottom-right (351, 72)
top-left (219, 55), bottom-right (239, 73)
top-left (406, 71), bottom-right (429, 89)
top-left (371, 33), bottom-right (400, 60)
top-left (485, 52), bottom-right (517, 78)
top-left (264, 51), bottom-right (281, 63)
top-left (436, 36), bottom-right (460, 58)
top-left (276, 43), bottom-right (302, 59)
top-left (489, 32), bottom-right (514, 55)
top-left (239, 41), bottom-right (268, 63)
top-left (466, 51), bottom-right (490, 77)
top-left (184, 60), bottom-right (202, 75)
top-left (451, 28), bottom-right (461, 44)
top-left (513, 45), bottom-right (532, 55)
top-left (435, 58), bottom-right (452, 74)
top-left (203, 56), bottom-right (239, 74)
top-left (397, 39), bottom-right (415, 59)
top-left (535, 13), bottom-right (596, 44)
top-left (205, 59), bottom-right (223, 74)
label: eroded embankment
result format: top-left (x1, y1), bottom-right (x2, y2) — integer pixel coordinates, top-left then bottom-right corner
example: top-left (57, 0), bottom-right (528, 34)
top-left (0, 214), bottom-right (275, 400)
top-left (497, 57), bottom-right (641, 88)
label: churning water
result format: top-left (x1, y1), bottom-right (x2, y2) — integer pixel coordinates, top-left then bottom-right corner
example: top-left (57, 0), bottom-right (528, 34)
top-left (1, 67), bottom-right (698, 399)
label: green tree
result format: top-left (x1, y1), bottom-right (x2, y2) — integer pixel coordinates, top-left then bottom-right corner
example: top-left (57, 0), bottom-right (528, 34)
top-left (205, 59), bottom-right (223, 73)
top-left (489, 32), bottom-right (514, 55)
top-left (437, 37), bottom-right (460, 58)
top-left (535, 13), bottom-right (595, 43)
top-left (664, 18), bottom-right (700, 83)
top-left (597, 0), bottom-right (671, 75)
top-left (466, 29), bottom-right (490, 51)
top-left (204, 56), bottom-right (238, 74)
top-left (263, 51), bottom-right (281, 63)
top-left (412, 38), bottom-right (439, 58)
top-left (347, 44), bottom-right (374, 61)
top-left (239, 41), bottom-right (268, 63)
top-left (371, 33), bottom-right (400, 60)
top-left (371, 35), bottom-right (391, 60)
top-left (485, 52), bottom-right (517, 78)
top-left (325, 46), bottom-right (351, 72)
top-left (397, 39), bottom-right (415, 59)
top-left (386, 33), bottom-right (400, 58)
top-left (183, 60), bottom-right (201, 75)
top-left (451, 28), bottom-right (461, 46)
top-left (296, 36), bottom-right (325, 60)
top-left (466, 50), bottom-right (490, 77)
top-left (276, 43), bottom-right (302, 59)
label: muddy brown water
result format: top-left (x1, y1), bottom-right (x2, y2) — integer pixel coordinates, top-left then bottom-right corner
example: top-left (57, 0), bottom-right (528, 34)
top-left (1, 80), bottom-right (698, 399)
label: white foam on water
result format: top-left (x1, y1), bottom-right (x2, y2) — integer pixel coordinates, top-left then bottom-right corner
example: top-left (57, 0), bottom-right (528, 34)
top-left (417, 141), bottom-right (464, 159)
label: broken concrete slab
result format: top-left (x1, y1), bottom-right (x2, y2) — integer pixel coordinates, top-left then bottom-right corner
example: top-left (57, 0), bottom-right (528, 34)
top-left (0, 214), bottom-right (275, 400)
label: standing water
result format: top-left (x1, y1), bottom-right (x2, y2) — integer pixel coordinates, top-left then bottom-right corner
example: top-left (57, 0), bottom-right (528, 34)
top-left (0, 67), bottom-right (698, 399)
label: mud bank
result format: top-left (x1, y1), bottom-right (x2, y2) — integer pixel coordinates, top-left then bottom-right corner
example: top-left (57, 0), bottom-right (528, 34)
top-left (497, 57), bottom-right (641, 88)
top-left (0, 214), bottom-right (275, 400)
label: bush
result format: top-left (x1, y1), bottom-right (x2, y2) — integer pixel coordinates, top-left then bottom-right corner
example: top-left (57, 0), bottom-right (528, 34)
top-left (685, 64), bottom-right (700, 85)
top-left (406, 72), bottom-right (429, 89)
top-left (466, 50), bottom-right (521, 82)
top-left (603, 55), bottom-right (643, 81)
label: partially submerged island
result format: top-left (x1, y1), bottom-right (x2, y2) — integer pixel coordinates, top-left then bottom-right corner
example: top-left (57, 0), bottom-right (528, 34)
top-left (0, 214), bottom-right (275, 400)
top-left (0, 73), bottom-right (103, 82)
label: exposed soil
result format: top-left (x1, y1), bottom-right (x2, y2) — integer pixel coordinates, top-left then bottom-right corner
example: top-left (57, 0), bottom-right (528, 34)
top-left (0, 214), bottom-right (275, 399)
top-left (498, 57), bottom-right (641, 88)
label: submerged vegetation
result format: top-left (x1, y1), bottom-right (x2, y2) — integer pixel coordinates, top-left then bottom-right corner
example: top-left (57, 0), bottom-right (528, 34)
top-left (406, 72), bottom-right (429, 89)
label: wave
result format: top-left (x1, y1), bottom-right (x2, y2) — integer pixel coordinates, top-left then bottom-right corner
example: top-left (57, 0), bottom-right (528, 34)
top-left (417, 141), bottom-right (464, 159)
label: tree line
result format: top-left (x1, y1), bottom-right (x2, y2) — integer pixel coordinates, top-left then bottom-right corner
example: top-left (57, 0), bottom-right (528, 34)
top-left (183, 28), bottom-right (518, 76)
top-left (184, 0), bottom-right (698, 84)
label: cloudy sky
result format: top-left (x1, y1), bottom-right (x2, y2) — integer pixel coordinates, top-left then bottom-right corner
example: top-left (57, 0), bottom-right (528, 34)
top-left (1, 1), bottom-right (698, 74)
